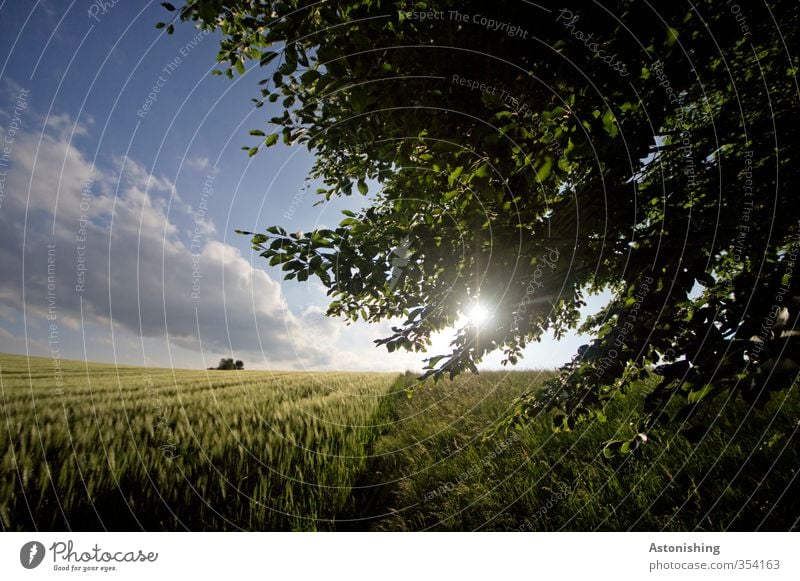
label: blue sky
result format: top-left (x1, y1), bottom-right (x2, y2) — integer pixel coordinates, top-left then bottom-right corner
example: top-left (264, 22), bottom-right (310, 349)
top-left (0, 0), bottom-right (601, 371)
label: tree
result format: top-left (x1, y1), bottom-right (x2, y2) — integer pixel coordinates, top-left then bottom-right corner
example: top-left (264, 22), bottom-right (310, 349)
top-left (217, 357), bottom-right (236, 370)
top-left (235, 360), bottom-right (244, 370)
top-left (165, 1), bottom-right (799, 448)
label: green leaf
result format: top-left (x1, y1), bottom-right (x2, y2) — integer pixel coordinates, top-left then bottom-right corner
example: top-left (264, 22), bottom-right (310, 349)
top-left (357, 179), bottom-right (369, 195)
top-left (688, 383), bottom-right (714, 403)
top-left (448, 166), bottom-right (464, 186)
top-left (350, 89), bottom-right (368, 112)
top-left (535, 157), bottom-right (553, 182)
top-left (602, 109), bottom-right (618, 137)
top-left (264, 133), bottom-right (279, 147)
top-left (300, 69), bottom-right (321, 84)
top-left (443, 190), bottom-right (459, 202)
top-left (259, 51), bottom-right (279, 67)
top-left (249, 129), bottom-right (266, 136)
top-left (666, 27), bottom-right (679, 47)
top-left (474, 164), bottom-right (490, 179)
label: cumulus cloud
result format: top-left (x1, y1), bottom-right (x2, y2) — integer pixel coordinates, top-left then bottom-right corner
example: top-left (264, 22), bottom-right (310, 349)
top-left (0, 114), bottom-right (337, 369)
top-left (44, 112), bottom-right (91, 139)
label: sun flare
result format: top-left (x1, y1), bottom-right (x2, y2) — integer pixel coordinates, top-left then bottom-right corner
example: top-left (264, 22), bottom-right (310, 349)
top-left (465, 302), bottom-right (490, 326)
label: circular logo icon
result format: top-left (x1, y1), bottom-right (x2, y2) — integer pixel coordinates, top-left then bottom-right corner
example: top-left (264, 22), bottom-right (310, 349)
top-left (20, 541), bottom-right (46, 569)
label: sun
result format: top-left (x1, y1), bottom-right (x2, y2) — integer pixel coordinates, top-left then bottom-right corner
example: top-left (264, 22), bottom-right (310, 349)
top-left (465, 302), bottom-right (490, 326)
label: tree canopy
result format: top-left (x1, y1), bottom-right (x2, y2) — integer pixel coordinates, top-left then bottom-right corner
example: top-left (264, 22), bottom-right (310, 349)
top-left (216, 358), bottom-right (244, 370)
top-left (165, 1), bottom-right (799, 449)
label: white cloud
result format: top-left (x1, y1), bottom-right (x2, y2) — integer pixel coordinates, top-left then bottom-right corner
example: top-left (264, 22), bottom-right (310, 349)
top-left (0, 114), bottom-right (340, 369)
top-left (44, 112), bottom-right (90, 139)
top-left (184, 156), bottom-right (210, 170)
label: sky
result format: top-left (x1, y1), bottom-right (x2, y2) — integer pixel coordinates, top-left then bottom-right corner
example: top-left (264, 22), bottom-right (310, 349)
top-left (0, 0), bottom-right (603, 372)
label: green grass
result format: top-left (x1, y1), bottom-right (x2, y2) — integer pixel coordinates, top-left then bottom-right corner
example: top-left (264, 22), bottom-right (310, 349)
top-left (352, 371), bottom-right (799, 531)
top-left (0, 353), bottom-right (398, 530)
top-left (2, 353), bottom-right (797, 531)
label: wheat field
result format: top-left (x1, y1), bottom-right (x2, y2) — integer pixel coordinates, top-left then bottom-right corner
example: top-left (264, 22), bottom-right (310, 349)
top-left (0, 353), bottom-right (398, 531)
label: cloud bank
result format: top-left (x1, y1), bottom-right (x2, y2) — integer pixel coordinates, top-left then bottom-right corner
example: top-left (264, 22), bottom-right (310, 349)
top-left (0, 113), bottom-right (345, 369)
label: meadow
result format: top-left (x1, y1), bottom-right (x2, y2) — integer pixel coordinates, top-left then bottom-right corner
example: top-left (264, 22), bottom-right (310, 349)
top-left (352, 372), bottom-right (800, 531)
top-left (1, 353), bottom-right (797, 531)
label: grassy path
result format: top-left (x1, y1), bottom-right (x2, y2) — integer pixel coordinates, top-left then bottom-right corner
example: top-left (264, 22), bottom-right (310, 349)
top-left (337, 371), bottom-right (800, 531)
